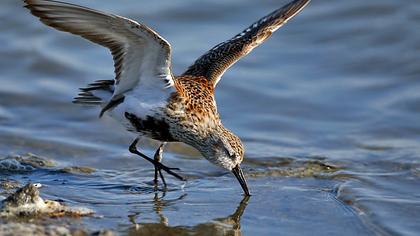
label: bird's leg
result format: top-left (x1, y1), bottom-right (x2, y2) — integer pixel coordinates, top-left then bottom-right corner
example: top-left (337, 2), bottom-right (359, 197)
top-left (129, 138), bottom-right (185, 181)
top-left (153, 142), bottom-right (167, 186)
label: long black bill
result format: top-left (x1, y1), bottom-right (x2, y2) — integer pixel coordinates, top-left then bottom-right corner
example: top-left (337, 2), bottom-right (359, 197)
top-left (232, 165), bottom-right (251, 196)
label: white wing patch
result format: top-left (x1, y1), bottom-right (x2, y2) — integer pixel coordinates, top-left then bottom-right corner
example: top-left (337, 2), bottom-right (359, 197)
top-left (25, 0), bottom-right (174, 115)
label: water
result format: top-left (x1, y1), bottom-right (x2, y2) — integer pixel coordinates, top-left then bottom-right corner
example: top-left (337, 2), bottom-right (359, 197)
top-left (1, 0), bottom-right (420, 235)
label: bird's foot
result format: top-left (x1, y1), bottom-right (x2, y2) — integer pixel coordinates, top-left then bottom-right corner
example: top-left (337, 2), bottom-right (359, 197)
top-left (129, 139), bottom-right (186, 182)
top-left (152, 161), bottom-right (185, 182)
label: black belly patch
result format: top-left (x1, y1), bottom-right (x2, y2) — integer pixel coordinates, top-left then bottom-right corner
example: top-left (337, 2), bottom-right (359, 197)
top-left (124, 112), bottom-right (175, 141)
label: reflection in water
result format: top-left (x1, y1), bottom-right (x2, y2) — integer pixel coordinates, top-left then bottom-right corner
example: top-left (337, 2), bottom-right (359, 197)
top-left (152, 192), bottom-right (169, 227)
top-left (128, 195), bottom-right (250, 236)
top-left (212, 196), bottom-right (250, 232)
top-left (128, 191), bottom-right (187, 229)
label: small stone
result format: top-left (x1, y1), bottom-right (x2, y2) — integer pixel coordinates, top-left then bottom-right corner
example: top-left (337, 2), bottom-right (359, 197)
top-left (14, 153), bottom-right (56, 168)
top-left (0, 223), bottom-right (72, 236)
top-left (59, 166), bottom-right (96, 174)
top-left (0, 179), bottom-right (21, 190)
top-left (1, 183), bottom-right (94, 218)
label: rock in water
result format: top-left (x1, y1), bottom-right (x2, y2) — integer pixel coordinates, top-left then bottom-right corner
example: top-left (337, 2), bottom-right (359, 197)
top-left (1, 183), bottom-right (93, 218)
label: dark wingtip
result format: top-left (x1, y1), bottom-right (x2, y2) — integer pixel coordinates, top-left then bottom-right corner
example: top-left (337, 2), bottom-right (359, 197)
top-left (23, 1), bottom-right (30, 10)
top-left (98, 96), bottom-right (125, 118)
top-left (23, 0), bottom-right (36, 9)
top-left (279, 0), bottom-right (311, 20)
top-left (98, 108), bottom-right (106, 118)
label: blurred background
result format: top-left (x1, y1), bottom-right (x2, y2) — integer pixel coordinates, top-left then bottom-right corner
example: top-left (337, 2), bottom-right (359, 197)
top-left (1, 0), bottom-right (419, 235)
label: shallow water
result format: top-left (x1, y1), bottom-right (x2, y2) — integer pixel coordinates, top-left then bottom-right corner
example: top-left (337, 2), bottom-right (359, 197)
top-left (1, 0), bottom-right (420, 235)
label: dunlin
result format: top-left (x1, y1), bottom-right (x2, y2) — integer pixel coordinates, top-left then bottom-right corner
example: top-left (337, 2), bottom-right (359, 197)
top-left (24, 0), bottom-right (310, 196)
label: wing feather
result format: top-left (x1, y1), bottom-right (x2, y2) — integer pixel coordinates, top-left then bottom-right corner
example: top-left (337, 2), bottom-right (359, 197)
top-left (182, 0), bottom-right (310, 87)
top-left (24, 0), bottom-right (174, 115)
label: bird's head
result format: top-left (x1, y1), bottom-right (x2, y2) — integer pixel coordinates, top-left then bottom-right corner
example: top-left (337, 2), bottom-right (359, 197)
top-left (201, 127), bottom-right (250, 196)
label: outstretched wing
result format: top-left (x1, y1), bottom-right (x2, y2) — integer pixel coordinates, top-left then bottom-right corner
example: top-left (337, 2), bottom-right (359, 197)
top-left (182, 0), bottom-right (310, 87)
top-left (24, 0), bottom-right (174, 116)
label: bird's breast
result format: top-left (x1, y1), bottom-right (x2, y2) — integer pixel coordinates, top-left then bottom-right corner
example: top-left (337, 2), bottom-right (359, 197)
top-left (124, 112), bottom-right (176, 142)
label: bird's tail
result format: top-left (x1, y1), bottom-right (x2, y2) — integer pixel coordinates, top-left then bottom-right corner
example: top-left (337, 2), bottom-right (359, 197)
top-left (73, 80), bottom-right (114, 105)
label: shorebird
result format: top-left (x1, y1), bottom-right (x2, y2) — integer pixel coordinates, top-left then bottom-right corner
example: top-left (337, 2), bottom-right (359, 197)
top-left (24, 0), bottom-right (310, 196)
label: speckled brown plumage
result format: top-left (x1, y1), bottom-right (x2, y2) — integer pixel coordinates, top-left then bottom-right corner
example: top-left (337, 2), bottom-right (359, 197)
top-left (24, 0), bottom-right (311, 196)
top-left (164, 76), bottom-right (244, 165)
top-left (183, 0), bottom-right (311, 86)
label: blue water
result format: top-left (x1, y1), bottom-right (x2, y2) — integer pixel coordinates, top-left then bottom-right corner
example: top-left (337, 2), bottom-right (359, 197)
top-left (1, 0), bottom-right (420, 235)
